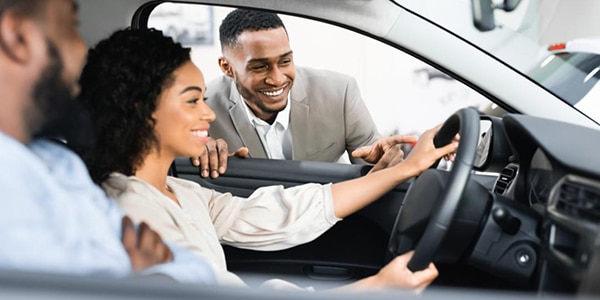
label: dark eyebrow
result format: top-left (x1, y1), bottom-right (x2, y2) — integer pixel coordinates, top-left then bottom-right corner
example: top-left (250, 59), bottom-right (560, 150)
top-left (247, 51), bottom-right (294, 64)
top-left (73, 1), bottom-right (79, 13)
top-left (179, 86), bottom-right (204, 95)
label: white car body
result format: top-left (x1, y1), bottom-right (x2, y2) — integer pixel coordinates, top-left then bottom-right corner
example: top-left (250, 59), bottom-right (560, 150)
top-left (539, 37), bottom-right (600, 123)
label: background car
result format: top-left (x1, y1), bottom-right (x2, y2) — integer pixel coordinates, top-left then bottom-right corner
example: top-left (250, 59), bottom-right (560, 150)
top-left (528, 37), bottom-right (600, 123)
top-left (6, 0), bottom-right (600, 299)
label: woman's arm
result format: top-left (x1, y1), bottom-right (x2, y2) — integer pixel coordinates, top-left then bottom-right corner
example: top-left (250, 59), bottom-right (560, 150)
top-left (331, 125), bottom-right (458, 218)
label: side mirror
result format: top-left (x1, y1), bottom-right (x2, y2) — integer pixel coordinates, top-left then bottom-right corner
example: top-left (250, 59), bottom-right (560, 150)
top-left (471, 0), bottom-right (522, 32)
top-left (473, 116), bottom-right (513, 172)
top-left (473, 119), bottom-right (492, 169)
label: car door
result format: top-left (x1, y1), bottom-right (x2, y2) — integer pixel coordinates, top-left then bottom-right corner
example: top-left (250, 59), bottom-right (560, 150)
top-left (173, 156), bottom-right (410, 286)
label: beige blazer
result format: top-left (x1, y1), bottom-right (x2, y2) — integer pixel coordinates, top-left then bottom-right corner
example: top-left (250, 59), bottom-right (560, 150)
top-left (206, 66), bottom-right (380, 163)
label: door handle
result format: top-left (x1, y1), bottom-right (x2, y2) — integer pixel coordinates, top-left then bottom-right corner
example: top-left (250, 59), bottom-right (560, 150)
top-left (303, 265), bottom-right (354, 281)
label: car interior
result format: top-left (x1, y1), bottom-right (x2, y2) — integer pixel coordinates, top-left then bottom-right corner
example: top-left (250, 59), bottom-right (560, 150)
top-left (3, 0), bottom-right (600, 299)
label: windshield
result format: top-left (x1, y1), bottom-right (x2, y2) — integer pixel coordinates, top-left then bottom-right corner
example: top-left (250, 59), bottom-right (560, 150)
top-left (531, 52), bottom-right (600, 105)
top-left (393, 0), bottom-right (600, 124)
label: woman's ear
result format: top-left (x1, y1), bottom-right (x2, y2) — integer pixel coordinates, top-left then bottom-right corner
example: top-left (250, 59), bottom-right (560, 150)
top-left (218, 56), bottom-right (234, 78)
top-left (0, 11), bottom-right (35, 64)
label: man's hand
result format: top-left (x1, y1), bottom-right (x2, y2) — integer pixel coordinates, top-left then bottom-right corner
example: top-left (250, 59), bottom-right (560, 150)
top-left (121, 216), bottom-right (173, 272)
top-left (190, 137), bottom-right (249, 178)
top-left (351, 135), bottom-right (418, 173)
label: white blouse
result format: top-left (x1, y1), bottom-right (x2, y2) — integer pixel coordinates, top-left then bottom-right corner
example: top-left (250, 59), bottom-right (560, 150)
top-left (103, 173), bottom-right (340, 287)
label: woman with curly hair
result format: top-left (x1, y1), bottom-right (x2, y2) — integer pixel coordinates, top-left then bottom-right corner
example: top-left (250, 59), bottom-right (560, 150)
top-left (77, 27), bottom-right (455, 291)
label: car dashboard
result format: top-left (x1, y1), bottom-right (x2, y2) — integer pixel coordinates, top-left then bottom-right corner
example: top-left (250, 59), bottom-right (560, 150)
top-left (489, 114), bottom-right (600, 295)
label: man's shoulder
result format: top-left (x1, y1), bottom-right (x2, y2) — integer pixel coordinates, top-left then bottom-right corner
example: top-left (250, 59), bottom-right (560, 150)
top-left (292, 67), bottom-right (359, 105)
top-left (0, 134), bottom-right (73, 169)
top-left (205, 76), bottom-right (233, 109)
top-left (29, 139), bottom-right (84, 167)
top-left (0, 135), bottom-right (109, 207)
top-left (296, 66), bottom-right (354, 82)
top-left (0, 132), bottom-right (30, 160)
top-left (206, 76), bottom-right (232, 97)
top-left (0, 134), bottom-right (40, 187)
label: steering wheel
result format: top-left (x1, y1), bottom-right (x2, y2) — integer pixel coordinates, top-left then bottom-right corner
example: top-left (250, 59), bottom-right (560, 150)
top-left (388, 107), bottom-right (481, 271)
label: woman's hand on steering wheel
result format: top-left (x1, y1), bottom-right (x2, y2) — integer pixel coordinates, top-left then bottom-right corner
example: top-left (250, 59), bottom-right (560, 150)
top-left (374, 250), bottom-right (439, 293)
top-left (402, 125), bottom-right (459, 176)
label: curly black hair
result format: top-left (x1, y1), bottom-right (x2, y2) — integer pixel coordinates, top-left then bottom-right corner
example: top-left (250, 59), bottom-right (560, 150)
top-left (77, 27), bottom-right (191, 184)
top-left (219, 8), bottom-right (286, 50)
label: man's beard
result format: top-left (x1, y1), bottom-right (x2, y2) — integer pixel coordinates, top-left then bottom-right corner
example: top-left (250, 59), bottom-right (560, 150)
top-left (30, 40), bottom-right (94, 148)
top-left (235, 78), bottom-right (287, 116)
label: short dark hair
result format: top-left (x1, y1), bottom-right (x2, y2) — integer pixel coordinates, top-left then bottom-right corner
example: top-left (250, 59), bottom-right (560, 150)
top-left (77, 27), bottom-right (191, 183)
top-left (0, 0), bottom-right (45, 53)
top-left (0, 0), bottom-right (44, 18)
top-left (219, 8), bottom-right (286, 50)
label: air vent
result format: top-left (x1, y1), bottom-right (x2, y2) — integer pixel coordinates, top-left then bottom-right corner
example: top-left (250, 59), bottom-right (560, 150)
top-left (555, 181), bottom-right (600, 224)
top-left (494, 164), bottom-right (519, 194)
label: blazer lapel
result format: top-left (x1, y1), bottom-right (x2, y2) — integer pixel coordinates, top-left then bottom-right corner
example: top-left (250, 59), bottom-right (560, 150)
top-left (227, 83), bottom-right (267, 159)
top-left (289, 72), bottom-right (309, 160)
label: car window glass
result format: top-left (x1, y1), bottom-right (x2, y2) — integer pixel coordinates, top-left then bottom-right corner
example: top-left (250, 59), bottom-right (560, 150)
top-left (146, 2), bottom-right (494, 161)
top-left (393, 0), bottom-right (600, 124)
top-left (530, 53), bottom-right (600, 105)
top-left (148, 3), bottom-right (214, 46)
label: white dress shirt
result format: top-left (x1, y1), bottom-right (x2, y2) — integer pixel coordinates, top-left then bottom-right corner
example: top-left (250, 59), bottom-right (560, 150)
top-left (241, 95), bottom-right (292, 159)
